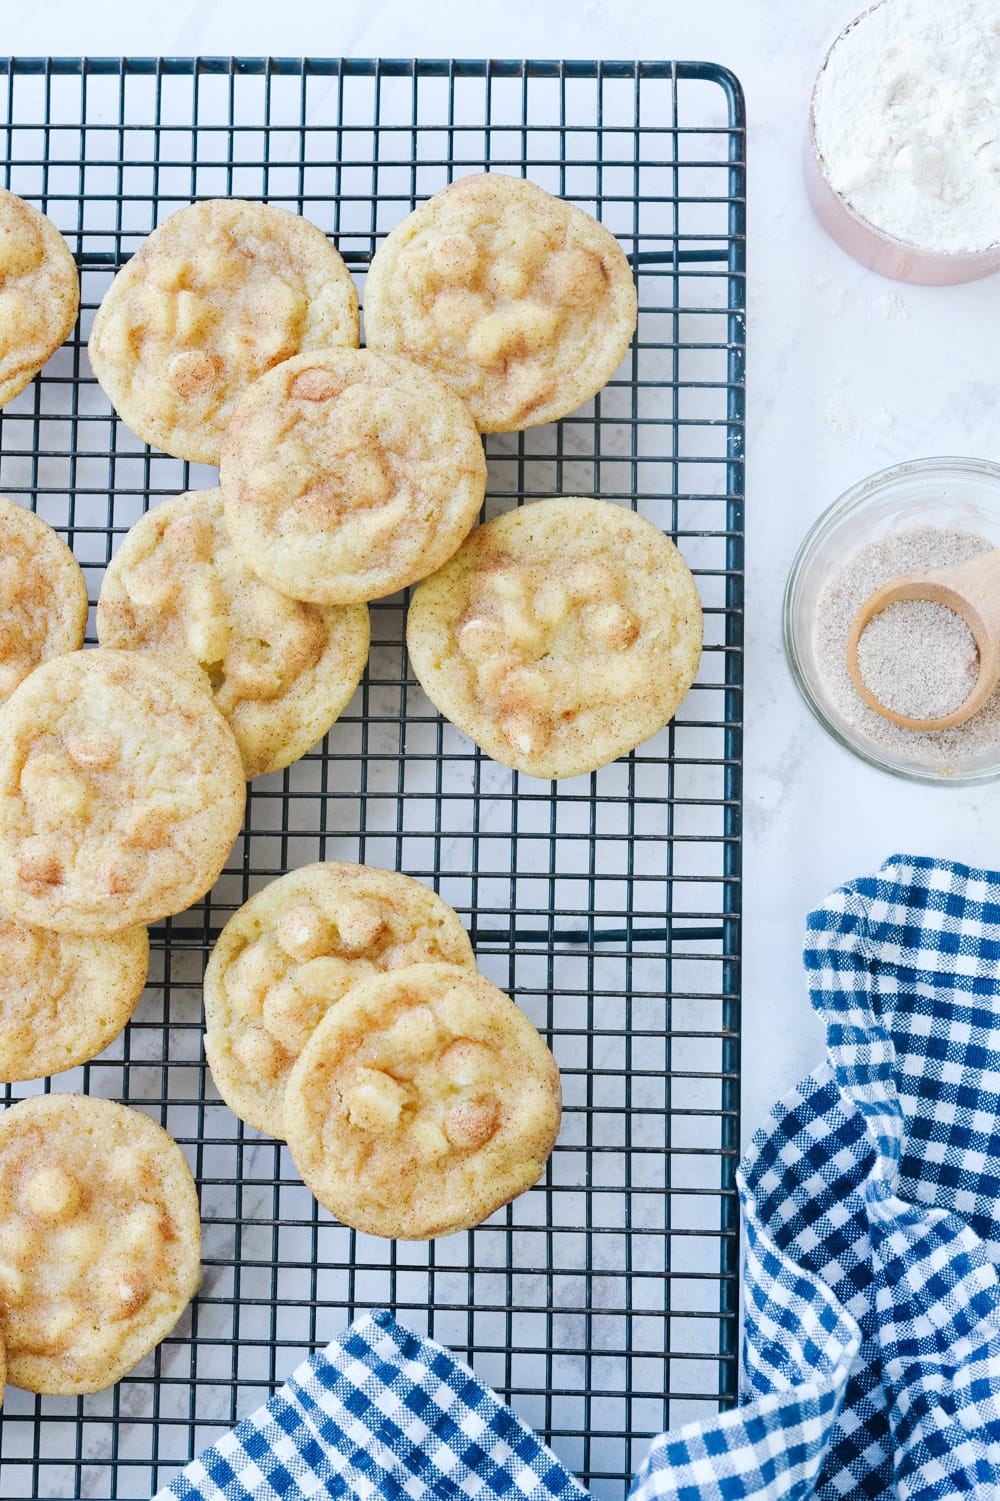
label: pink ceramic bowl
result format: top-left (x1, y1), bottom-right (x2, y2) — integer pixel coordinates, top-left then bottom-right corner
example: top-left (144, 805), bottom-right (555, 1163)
top-left (806, 6), bottom-right (1000, 287)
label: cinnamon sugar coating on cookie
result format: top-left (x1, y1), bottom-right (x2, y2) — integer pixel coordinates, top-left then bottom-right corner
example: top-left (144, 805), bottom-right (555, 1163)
top-left (363, 173), bottom-right (637, 433)
top-left (88, 199), bottom-right (358, 464)
top-left (97, 488), bottom-right (369, 779)
top-left (0, 1095), bottom-right (200, 1394)
top-left (0, 496), bottom-right (88, 704)
top-left (0, 189), bottom-right (79, 410)
top-left (220, 348), bottom-right (487, 605)
top-left (204, 863), bottom-right (475, 1138)
top-left (0, 648), bottom-right (245, 934)
top-left (283, 962), bottom-right (562, 1239)
top-left (407, 497), bottom-right (703, 779)
top-left (0, 910), bottom-right (147, 1082)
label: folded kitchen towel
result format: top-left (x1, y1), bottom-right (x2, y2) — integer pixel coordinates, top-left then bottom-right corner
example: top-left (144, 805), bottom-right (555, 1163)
top-left (157, 855), bottom-right (1000, 1501)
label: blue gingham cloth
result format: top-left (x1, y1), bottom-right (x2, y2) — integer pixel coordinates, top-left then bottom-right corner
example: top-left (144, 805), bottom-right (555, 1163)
top-left (158, 855), bottom-right (1000, 1501)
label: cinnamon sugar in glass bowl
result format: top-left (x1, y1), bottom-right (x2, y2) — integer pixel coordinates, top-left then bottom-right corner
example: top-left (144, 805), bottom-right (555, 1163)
top-left (783, 457), bottom-right (1000, 785)
top-left (806, 2), bottom-right (1000, 286)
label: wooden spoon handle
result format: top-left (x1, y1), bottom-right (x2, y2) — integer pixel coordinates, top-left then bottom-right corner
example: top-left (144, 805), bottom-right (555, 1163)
top-left (932, 549), bottom-right (1000, 644)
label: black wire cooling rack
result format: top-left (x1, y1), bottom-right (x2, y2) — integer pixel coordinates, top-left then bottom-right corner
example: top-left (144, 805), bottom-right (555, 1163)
top-left (0, 57), bottom-right (745, 1501)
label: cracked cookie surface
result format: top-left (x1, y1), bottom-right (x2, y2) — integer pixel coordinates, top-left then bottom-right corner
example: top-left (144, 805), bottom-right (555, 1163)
top-left (0, 188), bottom-right (79, 410)
top-left (97, 488), bottom-right (370, 779)
top-left (0, 912), bottom-right (147, 1082)
top-left (204, 862), bottom-right (475, 1138)
top-left (0, 1094), bottom-right (201, 1394)
top-left (88, 198), bottom-right (358, 464)
top-left (221, 348), bottom-right (487, 605)
top-left (284, 962), bottom-right (562, 1239)
top-left (0, 648), bottom-right (245, 934)
top-left (407, 497), bottom-right (703, 779)
top-left (0, 496), bottom-right (88, 705)
top-left (363, 173), bottom-right (637, 433)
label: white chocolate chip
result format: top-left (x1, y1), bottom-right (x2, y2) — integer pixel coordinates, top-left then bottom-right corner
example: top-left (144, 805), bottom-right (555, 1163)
top-left (586, 601), bottom-right (639, 651)
top-left (428, 232), bottom-right (480, 285)
top-left (456, 616), bottom-right (508, 658)
top-left (99, 1262), bottom-right (151, 1319)
top-left (234, 1024), bottom-right (288, 1076)
top-left (291, 367), bottom-right (340, 403)
top-left (124, 556), bottom-right (181, 611)
top-left (64, 729), bottom-right (119, 769)
top-left (379, 1004), bottom-right (439, 1070)
top-left (336, 899), bottom-right (388, 957)
top-left (174, 289), bottom-right (215, 344)
top-left (412, 1117), bottom-right (451, 1160)
top-left (120, 1203), bottom-right (164, 1254)
top-left (107, 1147), bottom-right (147, 1188)
top-left (439, 1037), bottom-right (495, 1086)
top-left (263, 962), bottom-right (356, 1054)
top-left (533, 582), bottom-right (570, 628)
top-left (444, 1094), bottom-right (500, 1150)
top-left (167, 348), bottom-right (220, 399)
top-left (292, 955), bottom-right (359, 1001)
top-left (22, 1165), bottom-right (82, 1222)
top-left (227, 938), bottom-right (288, 1010)
top-left (187, 616), bottom-right (232, 664)
top-left (344, 1067), bottom-right (408, 1132)
top-left (275, 903), bottom-right (334, 963)
top-left (466, 303), bottom-right (559, 365)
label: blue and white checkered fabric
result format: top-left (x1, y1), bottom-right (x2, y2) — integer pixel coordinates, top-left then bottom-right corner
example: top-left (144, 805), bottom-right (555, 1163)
top-left (157, 856), bottom-right (1000, 1501)
top-left (158, 1308), bottom-right (589, 1501)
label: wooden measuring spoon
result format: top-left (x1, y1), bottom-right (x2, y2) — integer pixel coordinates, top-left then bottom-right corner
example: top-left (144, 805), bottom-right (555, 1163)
top-left (846, 548), bottom-right (1000, 731)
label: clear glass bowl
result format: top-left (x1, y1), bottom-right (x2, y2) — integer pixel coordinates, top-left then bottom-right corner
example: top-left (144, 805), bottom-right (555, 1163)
top-left (783, 456), bottom-right (1000, 784)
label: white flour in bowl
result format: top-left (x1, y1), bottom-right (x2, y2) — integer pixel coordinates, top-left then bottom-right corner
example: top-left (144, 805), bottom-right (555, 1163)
top-left (813, 525), bottom-right (1000, 763)
top-left (812, 0), bottom-right (1000, 253)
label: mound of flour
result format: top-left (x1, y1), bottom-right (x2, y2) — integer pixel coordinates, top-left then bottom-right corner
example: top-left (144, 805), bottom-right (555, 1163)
top-left (812, 0), bottom-right (1000, 253)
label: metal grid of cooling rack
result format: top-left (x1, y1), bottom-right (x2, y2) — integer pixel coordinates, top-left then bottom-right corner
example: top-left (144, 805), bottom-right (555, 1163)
top-left (0, 57), bottom-right (745, 1501)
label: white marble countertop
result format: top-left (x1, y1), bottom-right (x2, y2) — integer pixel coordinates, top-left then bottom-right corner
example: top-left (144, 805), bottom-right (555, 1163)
top-left (4, 0), bottom-right (998, 1142)
top-left (0, 0), bottom-right (997, 1492)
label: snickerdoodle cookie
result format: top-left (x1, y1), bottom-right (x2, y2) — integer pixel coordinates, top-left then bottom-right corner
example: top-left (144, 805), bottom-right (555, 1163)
top-left (363, 173), bottom-right (637, 432)
top-left (0, 496), bottom-right (88, 704)
top-left (283, 962), bottom-right (562, 1239)
top-left (0, 1094), bottom-right (201, 1394)
top-left (88, 199), bottom-right (358, 464)
top-left (406, 497), bottom-right (703, 779)
top-left (220, 348), bottom-right (487, 605)
top-left (0, 912), bottom-right (148, 1082)
top-left (0, 188), bottom-right (79, 409)
top-left (0, 648), bottom-right (245, 934)
top-left (204, 863), bottom-right (475, 1138)
top-left (97, 488), bottom-right (370, 779)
